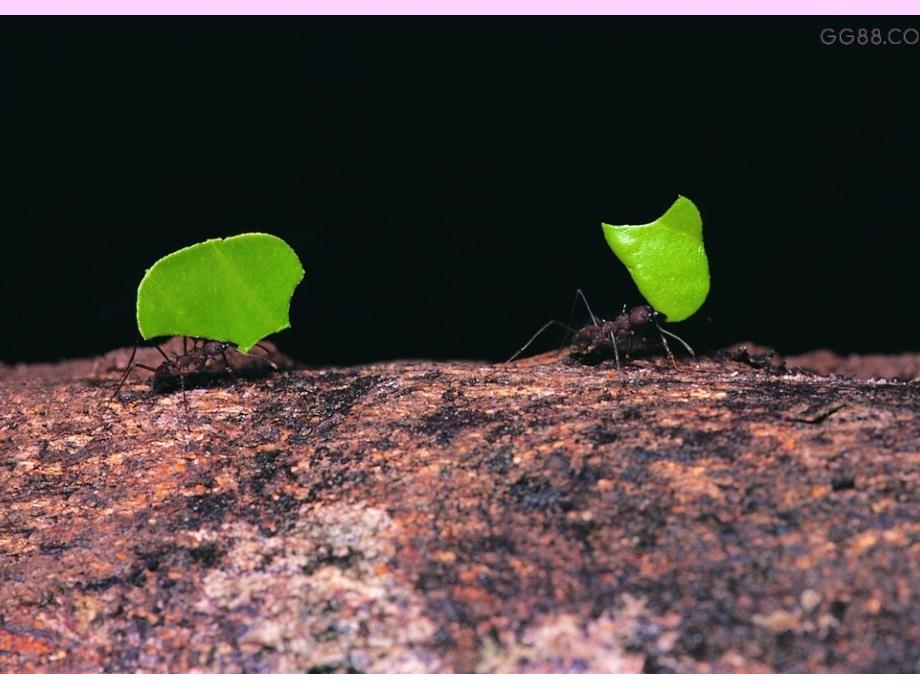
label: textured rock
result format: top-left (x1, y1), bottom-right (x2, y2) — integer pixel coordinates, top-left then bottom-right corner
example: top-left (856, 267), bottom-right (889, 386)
top-left (1, 344), bottom-right (919, 672)
top-left (785, 349), bottom-right (920, 382)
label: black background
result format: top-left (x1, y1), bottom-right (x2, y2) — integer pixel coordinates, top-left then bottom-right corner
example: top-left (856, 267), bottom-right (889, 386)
top-left (1, 19), bottom-right (918, 365)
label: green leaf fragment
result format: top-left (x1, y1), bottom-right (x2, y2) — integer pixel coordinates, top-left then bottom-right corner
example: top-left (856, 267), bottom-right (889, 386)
top-left (601, 195), bottom-right (709, 322)
top-left (136, 233), bottom-right (305, 352)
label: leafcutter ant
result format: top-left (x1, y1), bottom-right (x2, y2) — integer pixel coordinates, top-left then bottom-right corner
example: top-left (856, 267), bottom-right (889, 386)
top-left (108, 336), bottom-right (279, 424)
top-left (506, 289), bottom-right (696, 371)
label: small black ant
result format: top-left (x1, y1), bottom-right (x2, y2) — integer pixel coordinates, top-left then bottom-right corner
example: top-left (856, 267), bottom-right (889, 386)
top-left (506, 289), bottom-right (695, 371)
top-left (109, 336), bottom-right (278, 421)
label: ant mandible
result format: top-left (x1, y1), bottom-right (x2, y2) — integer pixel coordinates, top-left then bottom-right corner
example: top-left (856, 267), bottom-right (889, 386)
top-left (506, 289), bottom-right (695, 372)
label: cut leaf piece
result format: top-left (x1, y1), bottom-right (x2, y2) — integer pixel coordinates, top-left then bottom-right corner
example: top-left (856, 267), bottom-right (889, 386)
top-left (136, 233), bottom-right (305, 352)
top-left (601, 195), bottom-right (709, 322)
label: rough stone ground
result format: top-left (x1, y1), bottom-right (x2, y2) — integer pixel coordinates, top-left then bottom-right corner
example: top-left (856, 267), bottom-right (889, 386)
top-left (1, 341), bottom-right (918, 672)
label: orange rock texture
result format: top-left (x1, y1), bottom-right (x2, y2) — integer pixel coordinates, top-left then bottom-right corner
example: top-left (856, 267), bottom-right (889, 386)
top-left (1, 344), bottom-right (918, 672)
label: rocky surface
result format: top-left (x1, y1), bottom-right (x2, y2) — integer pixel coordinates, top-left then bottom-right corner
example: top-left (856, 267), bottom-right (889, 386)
top-left (1, 343), bottom-right (919, 672)
top-left (785, 349), bottom-right (920, 382)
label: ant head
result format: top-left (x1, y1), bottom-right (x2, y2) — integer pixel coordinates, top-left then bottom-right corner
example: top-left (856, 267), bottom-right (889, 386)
top-left (202, 341), bottom-right (232, 356)
top-left (627, 305), bottom-right (660, 328)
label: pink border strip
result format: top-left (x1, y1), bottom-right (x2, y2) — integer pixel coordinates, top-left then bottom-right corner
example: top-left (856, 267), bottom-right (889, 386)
top-left (2, 1), bottom-right (920, 15)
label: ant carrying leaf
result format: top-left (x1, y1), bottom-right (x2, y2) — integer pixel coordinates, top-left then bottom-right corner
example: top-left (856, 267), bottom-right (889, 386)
top-left (107, 233), bottom-right (305, 424)
top-left (506, 289), bottom-right (695, 371)
top-left (507, 195), bottom-right (708, 370)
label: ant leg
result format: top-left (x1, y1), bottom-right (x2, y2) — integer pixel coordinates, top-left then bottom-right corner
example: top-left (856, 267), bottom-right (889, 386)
top-left (648, 315), bottom-right (692, 370)
top-left (183, 336), bottom-right (188, 356)
top-left (506, 320), bottom-right (576, 364)
top-left (608, 327), bottom-right (622, 373)
top-left (109, 363), bottom-right (159, 411)
top-left (220, 350), bottom-right (235, 374)
top-left (558, 289), bottom-right (601, 347)
top-left (656, 324), bottom-right (697, 365)
top-left (161, 340), bottom-right (190, 411)
top-left (179, 373), bottom-right (191, 431)
top-left (250, 343), bottom-right (280, 369)
top-left (110, 339), bottom-right (140, 402)
top-left (109, 343), bottom-right (161, 403)
top-left (571, 289), bottom-right (622, 373)
top-left (655, 326), bottom-right (678, 369)
top-left (576, 288), bottom-right (624, 372)
top-left (644, 312), bottom-right (677, 369)
top-left (154, 343), bottom-right (177, 365)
